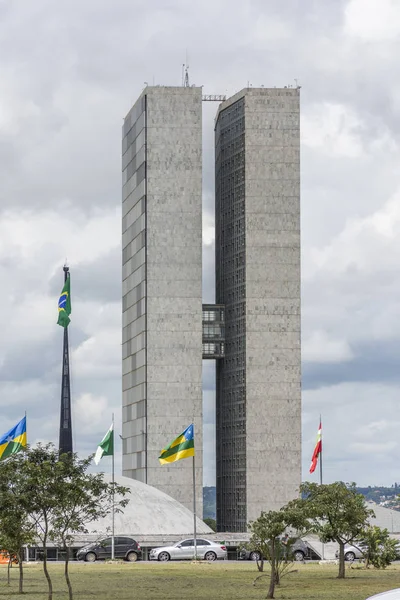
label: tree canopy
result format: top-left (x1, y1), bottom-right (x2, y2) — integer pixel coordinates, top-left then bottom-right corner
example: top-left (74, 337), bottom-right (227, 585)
top-left (301, 481), bottom-right (375, 578)
top-left (0, 444), bottom-right (129, 600)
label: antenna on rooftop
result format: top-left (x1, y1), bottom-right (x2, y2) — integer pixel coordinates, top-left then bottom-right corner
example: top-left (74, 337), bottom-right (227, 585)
top-left (182, 63), bottom-right (190, 87)
top-left (182, 49), bottom-right (190, 87)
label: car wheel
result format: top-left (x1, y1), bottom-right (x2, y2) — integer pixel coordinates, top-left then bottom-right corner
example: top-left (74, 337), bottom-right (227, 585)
top-left (204, 551), bottom-right (217, 562)
top-left (249, 551), bottom-right (261, 561)
top-left (294, 550), bottom-right (305, 562)
top-left (158, 552), bottom-right (170, 562)
top-left (126, 551), bottom-right (138, 562)
top-left (345, 551), bottom-right (356, 562)
top-left (85, 552), bottom-right (96, 563)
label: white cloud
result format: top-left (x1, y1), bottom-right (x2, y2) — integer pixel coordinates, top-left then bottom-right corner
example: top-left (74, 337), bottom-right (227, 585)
top-left (351, 441), bottom-right (398, 455)
top-left (72, 328), bottom-right (121, 379)
top-left (303, 331), bottom-right (354, 364)
top-left (202, 212), bottom-right (215, 247)
top-left (74, 393), bottom-right (110, 433)
top-left (302, 103), bottom-right (365, 158)
top-left (344, 0), bottom-right (400, 41)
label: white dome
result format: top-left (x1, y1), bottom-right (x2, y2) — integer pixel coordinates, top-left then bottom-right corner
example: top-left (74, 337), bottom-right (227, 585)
top-left (88, 474), bottom-right (213, 537)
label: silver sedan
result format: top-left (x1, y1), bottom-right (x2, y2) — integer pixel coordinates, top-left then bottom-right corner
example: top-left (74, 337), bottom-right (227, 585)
top-left (149, 538), bottom-right (227, 562)
top-left (335, 544), bottom-right (366, 561)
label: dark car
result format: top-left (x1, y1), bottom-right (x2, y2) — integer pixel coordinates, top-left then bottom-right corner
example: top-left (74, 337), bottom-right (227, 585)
top-left (239, 538), bottom-right (316, 562)
top-left (76, 536), bottom-right (141, 562)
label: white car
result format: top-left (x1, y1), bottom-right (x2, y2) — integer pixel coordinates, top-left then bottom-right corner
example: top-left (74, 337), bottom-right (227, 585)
top-left (366, 590), bottom-right (400, 599)
top-left (335, 544), bottom-right (366, 561)
top-left (149, 538), bottom-right (227, 561)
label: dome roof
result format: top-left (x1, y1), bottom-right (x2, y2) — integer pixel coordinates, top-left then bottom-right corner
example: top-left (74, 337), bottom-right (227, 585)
top-left (88, 474), bottom-right (213, 537)
top-left (367, 501), bottom-right (400, 534)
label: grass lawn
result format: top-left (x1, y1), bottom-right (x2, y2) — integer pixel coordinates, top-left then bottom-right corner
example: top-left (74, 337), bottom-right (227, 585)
top-left (2, 561), bottom-right (400, 599)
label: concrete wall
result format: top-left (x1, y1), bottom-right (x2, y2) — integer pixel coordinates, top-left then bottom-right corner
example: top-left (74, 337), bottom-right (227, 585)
top-left (214, 88), bottom-right (301, 530)
top-left (244, 88), bottom-right (301, 522)
top-left (122, 93), bottom-right (147, 484)
top-left (122, 87), bottom-right (203, 515)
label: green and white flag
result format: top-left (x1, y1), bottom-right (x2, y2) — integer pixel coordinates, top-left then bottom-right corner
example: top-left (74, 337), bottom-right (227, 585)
top-left (94, 423), bottom-right (114, 465)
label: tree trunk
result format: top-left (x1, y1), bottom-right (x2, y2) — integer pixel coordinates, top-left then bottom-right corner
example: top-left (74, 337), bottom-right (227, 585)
top-left (42, 534), bottom-right (53, 600)
top-left (338, 541), bottom-right (345, 579)
top-left (266, 538), bottom-right (276, 599)
top-left (257, 557), bottom-right (264, 572)
top-left (7, 556), bottom-right (11, 585)
top-left (18, 550), bottom-right (23, 594)
top-left (64, 546), bottom-right (73, 600)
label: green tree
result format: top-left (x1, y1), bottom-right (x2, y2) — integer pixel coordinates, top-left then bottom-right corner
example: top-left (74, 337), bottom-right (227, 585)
top-left (301, 482), bottom-right (375, 579)
top-left (0, 507), bottom-right (35, 592)
top-left (14, 443), bottom-right (69, 600)
top-left (0, 452), bottom-right (36, 593)
top-left (358, 526), bottom-right (399, 569)
top-left (203, 518), bottom-right (217, 532)
top-left (249, 500), bottom-right (310, 599)
top-left (48, 453), bottom-right (129, 600)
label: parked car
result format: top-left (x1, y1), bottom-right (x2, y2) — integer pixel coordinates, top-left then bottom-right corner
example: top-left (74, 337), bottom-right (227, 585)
top-left (240, 538), bottom-right (316, 562)
top-left (76, 537), bottom-right (142, 562)
top-left (366, 590), bottom-right (400, 599)
top-left (149, 538), bottom-right (227, 561)
top-left (336, 541), bottom-right (400, 562)
top-left (335, 544), bottom-right (367, 562)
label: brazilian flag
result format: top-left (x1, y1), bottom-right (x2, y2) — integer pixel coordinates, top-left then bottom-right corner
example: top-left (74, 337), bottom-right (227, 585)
top-left (57, 276), bottom-right (71, 327)
top-left (159, 424), bottom-right (195, 464)
top-left (0, 416), bottom-right (27, 461)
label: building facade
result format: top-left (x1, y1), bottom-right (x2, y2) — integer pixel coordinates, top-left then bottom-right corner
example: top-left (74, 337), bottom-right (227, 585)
top-left (122, 86), bottom-right (203, 513)
top-left (215, 88), bottom-right (301, 531)
top-left (122, 85), bottom-right (301, 530)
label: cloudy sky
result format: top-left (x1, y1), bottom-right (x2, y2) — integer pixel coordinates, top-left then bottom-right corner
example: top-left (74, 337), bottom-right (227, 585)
top-left (0, 0), bottom-right (399, 489)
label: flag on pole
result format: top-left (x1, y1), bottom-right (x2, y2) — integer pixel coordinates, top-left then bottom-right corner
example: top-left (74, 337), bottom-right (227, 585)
top-left (0, 416), bottom-right (27, 460)
top-left (309, 420), bottom-right (322, 474)
top-left (94, 423), bottom-right (114, 465)
top-left (57, 275), bottom-right (71, 327)
top-left (159, 424), bottom-right (194, 464)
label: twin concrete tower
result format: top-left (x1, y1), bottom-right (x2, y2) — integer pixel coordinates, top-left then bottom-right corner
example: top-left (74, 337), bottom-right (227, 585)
top-left (121, 85), bottom-right (301, 532)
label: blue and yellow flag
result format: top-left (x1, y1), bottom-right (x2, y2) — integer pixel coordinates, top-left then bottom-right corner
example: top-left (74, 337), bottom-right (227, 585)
top-left (57, 276), bottom-right (71, 328)
top-left (0, 416), bottom-right (27, 461)
top-left (159, 424), bottom-right (195, 464)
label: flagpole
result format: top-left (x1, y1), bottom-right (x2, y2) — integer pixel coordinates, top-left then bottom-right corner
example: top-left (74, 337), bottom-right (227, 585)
top-left (320, 414), bottom-right (324, 560)
top-left (111, 412), bottom-right (115, 561)
top-left (319, 415), bottom-right (323, 486)
top-left (193, 452), bottom-right (197, 561)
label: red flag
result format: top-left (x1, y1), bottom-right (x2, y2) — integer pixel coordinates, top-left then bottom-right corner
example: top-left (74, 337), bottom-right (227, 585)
top-left (309, 420), bottom-right (322, 474)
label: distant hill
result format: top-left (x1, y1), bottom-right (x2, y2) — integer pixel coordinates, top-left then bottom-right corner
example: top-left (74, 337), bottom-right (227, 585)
top-left (356, 485), bottom-right (400, 510)
top-left (202, 485), bottom-right (400, 520)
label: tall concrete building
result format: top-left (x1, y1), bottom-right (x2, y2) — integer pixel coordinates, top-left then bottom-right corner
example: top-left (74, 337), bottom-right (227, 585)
top-left (122, 85), bottom-right (301, 530)
top-left (122, 86), bottom-right (203, 513)
top-left (215, 88), bottom-right (301, 531)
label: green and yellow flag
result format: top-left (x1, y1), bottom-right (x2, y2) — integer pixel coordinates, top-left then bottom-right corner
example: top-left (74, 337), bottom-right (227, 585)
top-left (57, 275), bottom-right (71, 327)
top-left (159, 424), bottom-right (195, 464)
top-left (0, 416), bottom-right (27, 461)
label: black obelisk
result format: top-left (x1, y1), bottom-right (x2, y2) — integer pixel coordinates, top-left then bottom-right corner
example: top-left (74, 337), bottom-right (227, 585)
top-left (59, 265), bottom-right (73, 455)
